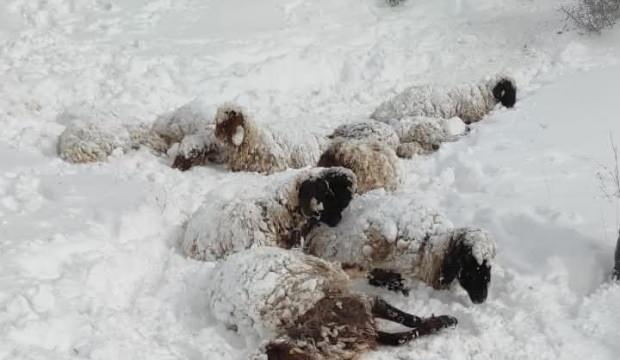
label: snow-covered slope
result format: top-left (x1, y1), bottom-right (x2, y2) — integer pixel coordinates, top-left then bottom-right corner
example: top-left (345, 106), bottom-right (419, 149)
top-left (1, 0), bottom-right (620, 359)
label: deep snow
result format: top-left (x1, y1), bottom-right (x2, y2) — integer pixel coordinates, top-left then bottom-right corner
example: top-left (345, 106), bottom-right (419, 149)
top-left (1, 0), bottom-right (620, 359)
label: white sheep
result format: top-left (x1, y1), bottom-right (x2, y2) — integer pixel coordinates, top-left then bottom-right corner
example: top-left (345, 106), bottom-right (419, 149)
top-left (57, 107), bottom-right (167, 163)
top-left (306, 190), bottom-right (496, 303)
top-left (207, 247), bottom-right (457, 359)
top-left (371, 76), bottom-right (517, 124)
top-left (181, 167), bottom-right (357, 261)
top-left (317, 139), bottom-right (400, 193)
top-left (214, 103), bottom-right (326, 174)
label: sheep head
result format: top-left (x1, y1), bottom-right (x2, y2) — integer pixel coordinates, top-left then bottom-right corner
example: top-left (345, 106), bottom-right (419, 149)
top-left (492, 78), bottom-right (517, 108)
top-left (298, 168), bottom-right (357, 227)
top-left (215, 104), bottom-right (247, 147)
top-left (439, 228), bottom-right (495, 304)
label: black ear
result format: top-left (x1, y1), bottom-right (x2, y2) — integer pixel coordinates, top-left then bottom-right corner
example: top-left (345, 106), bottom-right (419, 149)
top-left (492, 78), bottom-right (517, 108)
top-left (439, 240), bottom-right (463, 288)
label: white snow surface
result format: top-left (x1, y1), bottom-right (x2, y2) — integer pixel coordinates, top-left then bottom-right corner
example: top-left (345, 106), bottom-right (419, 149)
top-left (2, 0), bottom-right (620, 359)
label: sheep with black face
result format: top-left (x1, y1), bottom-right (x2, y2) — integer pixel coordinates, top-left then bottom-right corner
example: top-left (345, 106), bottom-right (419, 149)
top-left (207, 247), bottom-right (457, 360)
top-left (371, 75), bottom-right (517, 124)
top-left (182, 167), bottom-right (356, 261)
top-left (306, 190), bottom-right (496, 304)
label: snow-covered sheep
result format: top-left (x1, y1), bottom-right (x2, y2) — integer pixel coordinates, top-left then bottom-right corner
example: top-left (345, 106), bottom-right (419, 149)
top-left (214, 103), bottom-right (325, 174)
top-left (306, 190), bottom-right (496, 303)
top-left (318, 139), bottom-right (400, 193)
top-left (57, 108), bottom-right (168, 163)
top-left (328, 121), bottom-right (400, 151)
top-left (391, 116), bottom-right (469, 158)
top-left (371, 76), bottom-right (517, 124)
top-left (182, 167), bottom-right (357, 261)
top-left (207, 247), bottom-right (457, 359)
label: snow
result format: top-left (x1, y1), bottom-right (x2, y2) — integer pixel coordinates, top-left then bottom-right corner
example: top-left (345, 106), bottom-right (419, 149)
top-left (1, 0), bottom-right (620, 359)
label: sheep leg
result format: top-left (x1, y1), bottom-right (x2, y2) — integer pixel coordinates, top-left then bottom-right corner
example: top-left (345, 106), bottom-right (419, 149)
top-left (368, 268), bottom-right (410, 296)
top-left (372, 297), bottom-right (422, 328)
top-left (376, 315), bottom-right (458, 346)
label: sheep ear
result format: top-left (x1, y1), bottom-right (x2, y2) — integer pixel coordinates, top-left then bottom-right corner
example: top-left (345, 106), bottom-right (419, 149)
top-left (439, 239), bottom-right (463, 287)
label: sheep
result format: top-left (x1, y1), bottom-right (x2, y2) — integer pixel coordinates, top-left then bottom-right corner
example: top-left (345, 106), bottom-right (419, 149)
top-left (306, 190), bottom-right (496, 304)
top-left (371, 76), bottom-right (517, 124)
top-left (328, 121), bottom-right (400, 151)
top-left (317, 139), bottom-right (400, 193)
top-left (214, 103), bottom-right (326, 174)
top-left (207, 247), bottom-right (457, 360)
top-left (57, 107), bottom-right (168, 163)
top-left (182, 167), bottom-right (357, 261)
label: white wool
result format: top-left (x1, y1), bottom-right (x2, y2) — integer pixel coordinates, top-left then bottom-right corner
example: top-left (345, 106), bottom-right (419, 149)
top-left (307, 189), bottom-right (454, 276)
top-left (182, 167), bottom-right (355, 261)
top-left (442, 117), bottom-right (468, 137)
top-left (176, 129), bottom-right (228, 164)
top-left (215, 103), bottom-right (327, 174)
top-left (152, 100), bottom-right (214, 144)
top-left (57, 108), bottom-right (166, 163)
top-left (205, 247), bottom-right (349, 339)
top-left (371, 77), bottom-right (503, 124)
top-left (329, 121), bottom-right (400, 151)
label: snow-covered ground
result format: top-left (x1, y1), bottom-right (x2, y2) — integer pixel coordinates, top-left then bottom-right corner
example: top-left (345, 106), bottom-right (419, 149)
top-left (1, 0), bottom-right (620, 359)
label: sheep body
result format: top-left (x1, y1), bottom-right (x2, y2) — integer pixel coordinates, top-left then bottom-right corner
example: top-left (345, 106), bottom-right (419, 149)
top-left (57, 109), bottom-right (167, 163)
top-left (329, 121), bottom-right (400, 151)
top-left (371, 76), bottom-right (516, 124)
top-left (318, 139), bottom-right (400, 193)
top-left (206, 247), bottom-right (352, 340)
top-left (307, 190), bottom-right (496, 302)
top-left (182, 167), bottom-right (357, 261)
top-left (215, 104), bottom-right (326, 174)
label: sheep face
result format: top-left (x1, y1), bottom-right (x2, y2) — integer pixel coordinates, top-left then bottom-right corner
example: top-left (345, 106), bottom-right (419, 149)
top-left (215, 107), bottom-right (246, 147)
top-left (439, 232), bottom-right (493, 304)
top-left (492, 78), bottom-right (517, 108)
top-left (298, 169), bottom-right (356, 227)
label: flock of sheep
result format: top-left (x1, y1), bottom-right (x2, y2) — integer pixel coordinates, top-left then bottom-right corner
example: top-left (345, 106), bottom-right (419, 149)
top-left (57, 75), bottom-right (518, 359)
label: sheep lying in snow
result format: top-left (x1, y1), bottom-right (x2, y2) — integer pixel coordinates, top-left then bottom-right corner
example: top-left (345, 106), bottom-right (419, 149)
top-left (207, 247), bottom-right (457, 359)
top-left (371, 76), bottom-right (517, 124)
top-left (306, 190), bottom-right (496, 303)
top-left (182, 167), bottom-right (357, 261)
top-left (318, 139), bottom-right (400, 193)
top-left (214, 104), bottom-right (325, 174)
top-left (57, 107), bottom-right (168, 163)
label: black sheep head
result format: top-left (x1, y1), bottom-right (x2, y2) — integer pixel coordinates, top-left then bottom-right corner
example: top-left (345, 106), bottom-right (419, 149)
top-left (492, 78), bottom-right (517, 108)
top-left (439, 230), bottom-right (492, 304)
top-left (298, 168), bottom-right (356, 227)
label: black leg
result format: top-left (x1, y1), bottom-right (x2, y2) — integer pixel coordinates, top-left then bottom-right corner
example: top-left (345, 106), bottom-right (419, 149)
top-left (376, 315), bottom-right (457, 346)
top-left (372, 297), bottom-right (422, 328)
top-left (368, 268), bottom-right (410, 296)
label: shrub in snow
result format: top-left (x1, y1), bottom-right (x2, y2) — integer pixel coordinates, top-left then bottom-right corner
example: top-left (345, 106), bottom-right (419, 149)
top-left (207, 247), bottom-right (457, 359)
top-left (214, 103), bottom-right (325, 174)
top-left (614, 230), bottom-right (620, 280)
top-left (306, 190), bottom-right (496, 303)
top-left (386, 0), bottom-right (407, 7)
top-left (562, 0), bottom-right (620, 34)
top-left (318, 139), bottom-right (400, 193)
top-left (182, 167), bottom-right (356, 261)
top-left (57, 108), bottom-right (167, 163)
top-left (371, 76), bottom-right (517, 124)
